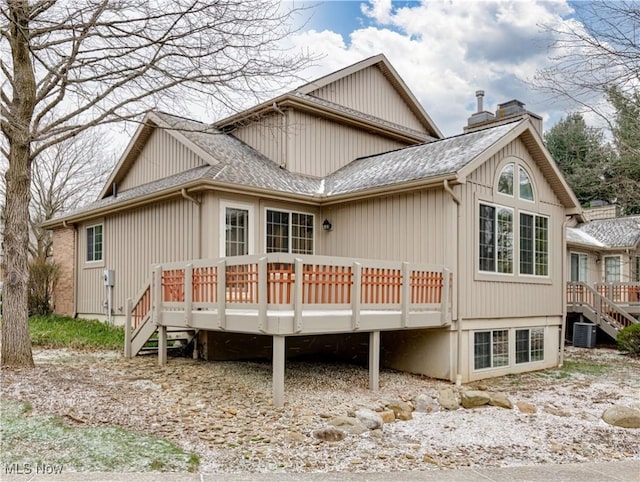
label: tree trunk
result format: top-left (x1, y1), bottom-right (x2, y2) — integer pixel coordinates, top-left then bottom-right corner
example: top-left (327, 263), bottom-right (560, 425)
top-left (1, 0), bottom-right (36, 368)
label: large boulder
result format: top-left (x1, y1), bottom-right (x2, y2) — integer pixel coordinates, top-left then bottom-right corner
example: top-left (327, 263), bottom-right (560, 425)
top-left (355, 408), bottom-right (384, 430)
top-left (415, 394), bottom-right (440, 413)
top-left (461, 390), bottom-right (491, 408)
top-left (329, 416), bottom-right (368, 435)
top-left (602, 406), bottom-right (640, 428)
top-left (437, 388), bottom-right (459, 410)
top-left (386, 400), bottom-right (413, 421)
top-left (489, 392), bottom-right (513, 409)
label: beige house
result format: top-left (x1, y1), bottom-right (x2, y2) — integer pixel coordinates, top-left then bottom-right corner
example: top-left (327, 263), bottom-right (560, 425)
top-left (566, 205), bottom-right (640, 340)
top-left (45, 55), bottom-right (585, 406)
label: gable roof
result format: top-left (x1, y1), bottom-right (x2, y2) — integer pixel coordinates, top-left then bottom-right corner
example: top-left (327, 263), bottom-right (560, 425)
top-left (570, 216), bottom-right (640, 249)
top-left (214, 54), bottom-right (442, 141)
top-left (45, 113), bottom-right (581, 228)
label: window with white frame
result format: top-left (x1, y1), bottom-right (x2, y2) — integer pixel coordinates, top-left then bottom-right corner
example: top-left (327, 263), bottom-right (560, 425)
top-left (479, 204), bottom-right (513, 274)
top-left (604, 256), bottom-right (621, 282)
top-left (86, 224), bottom-right (103, 262)
top-left (519, 213), bottom-right (549, 276)
top-left (515, 328), bottom-right (544, 364)
top-left (570, 253), bottom-right (588, 282)
top-left (474, 330), bottom-right (509, 369)
top-left (225, 207), bottom-right (249, 257)
top-left (266, 209), bottom-right (313, 254)
top-left (497, 164), bottom-right (514, 196)
top-left (518, 167), bottom-right (534, 201)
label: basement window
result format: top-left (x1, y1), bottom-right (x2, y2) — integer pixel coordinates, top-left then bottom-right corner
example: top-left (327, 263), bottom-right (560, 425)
top-left (474, 330), bottom-right (509, 370)
top-left (86, 224), bottom-right (103, 262)
top-left (515, 328), bottom-right (544, 364)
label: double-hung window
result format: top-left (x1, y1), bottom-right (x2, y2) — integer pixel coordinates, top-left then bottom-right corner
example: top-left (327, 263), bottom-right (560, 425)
top-left (86, 224), bottom-right (103, 262)
top-left (266, 209), bottom-right (314, 255)
top-left (604, 256), bottom-right (621, 282)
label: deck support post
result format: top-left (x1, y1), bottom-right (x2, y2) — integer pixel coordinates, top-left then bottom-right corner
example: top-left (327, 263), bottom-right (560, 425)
top-left (158, 325), bottom-right (167, 367)
top-left (124, 298), bottom-right (132, 358)
top-left (369, 330), bottom-right (380, 391)
top-left (273, 335), bottom-right (286, 408)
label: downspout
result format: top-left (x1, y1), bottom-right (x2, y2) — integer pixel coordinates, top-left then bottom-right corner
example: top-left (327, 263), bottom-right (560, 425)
top-left (181, 188), bottom-right (202, 258)
top-left (559, 215), bottom-right (571, 367)
top-left (443, 180), bottom-right (462, 385)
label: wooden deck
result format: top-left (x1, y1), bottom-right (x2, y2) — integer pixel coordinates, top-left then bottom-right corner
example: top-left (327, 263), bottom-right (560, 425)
top-left (125, 254), bottom-right (453, 407)
top-left (139, 253), bottom-right (453, 335)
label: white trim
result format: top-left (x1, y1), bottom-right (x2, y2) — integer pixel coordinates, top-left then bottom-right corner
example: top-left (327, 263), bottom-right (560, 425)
top-left (85, 223), bottom-right (104, 264)
top-left (517, 165), bottom-right (536, 203)
top-left (219, 200), bottom-right (255, 257)
top-left (496, 162), bottom-right (515, 198)
top-left (263, 207), bottom-right (316, 255)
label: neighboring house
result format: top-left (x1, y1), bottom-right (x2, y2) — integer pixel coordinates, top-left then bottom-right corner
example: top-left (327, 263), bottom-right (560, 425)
top-left (44, 54), bottom-right (584, 405)
top-left (566, 205), bottom-right (640, 339)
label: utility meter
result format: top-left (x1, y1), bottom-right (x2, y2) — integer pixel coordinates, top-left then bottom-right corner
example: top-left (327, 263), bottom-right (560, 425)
top-left (103, 269), bottom-right (115, 287)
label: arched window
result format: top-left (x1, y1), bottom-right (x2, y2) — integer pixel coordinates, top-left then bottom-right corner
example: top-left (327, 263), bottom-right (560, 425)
top-left (519, 167), bottom-right (534, 201)
top-left (497, 163), bottom-right (514, 196)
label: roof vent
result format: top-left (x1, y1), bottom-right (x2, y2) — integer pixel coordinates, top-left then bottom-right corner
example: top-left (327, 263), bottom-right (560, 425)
top-left (467, 90), bottom-right (495, 127)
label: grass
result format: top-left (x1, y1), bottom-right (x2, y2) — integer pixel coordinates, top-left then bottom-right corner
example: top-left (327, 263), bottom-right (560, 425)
top-left (29, 315), bottom-right (124, 350)
top-left (0, 400), bottom-right (199, 472)
top-left (544, 358), bottom-right (608, 379)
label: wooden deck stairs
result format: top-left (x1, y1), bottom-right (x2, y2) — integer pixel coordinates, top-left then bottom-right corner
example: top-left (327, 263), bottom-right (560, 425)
top-left (566, 282), bottom-right (639, 340)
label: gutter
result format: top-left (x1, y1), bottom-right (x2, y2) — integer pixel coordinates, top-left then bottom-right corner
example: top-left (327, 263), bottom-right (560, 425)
top-left (559, 215), bottom-right (572, 368)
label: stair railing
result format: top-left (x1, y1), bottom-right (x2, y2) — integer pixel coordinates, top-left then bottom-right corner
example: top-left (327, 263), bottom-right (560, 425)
top-left (124, 278), bottom-right (152, 358)
top-left (567, 281), bottom-right (638, 332)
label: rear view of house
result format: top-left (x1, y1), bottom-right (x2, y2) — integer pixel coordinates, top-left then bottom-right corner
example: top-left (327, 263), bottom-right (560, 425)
top-left (45, 55), bottom-right (584, 406)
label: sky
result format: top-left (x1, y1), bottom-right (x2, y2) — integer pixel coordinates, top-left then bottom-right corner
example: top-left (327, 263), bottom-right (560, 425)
top-left (281, 0), bottom-right (595, 137)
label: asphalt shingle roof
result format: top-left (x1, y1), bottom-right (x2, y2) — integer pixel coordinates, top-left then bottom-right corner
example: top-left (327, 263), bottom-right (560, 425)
top-left (48, 113), bottom-right (525, 223)
top-left (576, 216), bottom-right (640, 248)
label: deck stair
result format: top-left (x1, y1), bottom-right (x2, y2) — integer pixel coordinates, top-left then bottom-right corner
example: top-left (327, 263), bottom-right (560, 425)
top-left (567, 282), bottom-right (639, 340)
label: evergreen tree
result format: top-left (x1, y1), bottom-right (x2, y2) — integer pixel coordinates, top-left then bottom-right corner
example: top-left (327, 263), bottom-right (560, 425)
top-left (544, 113), bottom-right (612, 205)
top-left (607, 88), bottom-right (640, 215)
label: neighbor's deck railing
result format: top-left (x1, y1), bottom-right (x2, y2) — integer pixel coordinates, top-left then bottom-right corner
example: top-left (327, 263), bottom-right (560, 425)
top-left (151, 254), bottom-right (452, 334)
top-left (594, 282), bottom-right (640, 305)
top-left (566, 281), bottom-right (639, 331)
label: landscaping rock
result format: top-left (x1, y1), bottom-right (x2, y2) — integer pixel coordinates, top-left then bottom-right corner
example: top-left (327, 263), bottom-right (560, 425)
top-left (386, 400), bottom-right (413, 420)
top-left (415, 394), bottom-right (440, 413)
top-left (313, 428), bottom-right (346, 442)
top-left (461, 390), bottom-right (491, 408)
top-left (329, 416), bottom-right (368, 435)
top-left (380, 410), bottom-right (396, 423)
top-left (437, 388), bottom-right (459, 410)
top-left (355, 408), bottom-right (384, 430)
top-left (489, 392), bottom-right (513, 409)
top-left (602, 406), bottom-right (640, 428)
top-left (516, 401), bottom-right (537, 414)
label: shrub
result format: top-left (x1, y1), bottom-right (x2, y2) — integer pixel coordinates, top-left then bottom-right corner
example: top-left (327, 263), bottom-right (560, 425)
top-left (617, 323), bottom-right (640, 356)
top-left (28, 259), bottom-right (60, 316)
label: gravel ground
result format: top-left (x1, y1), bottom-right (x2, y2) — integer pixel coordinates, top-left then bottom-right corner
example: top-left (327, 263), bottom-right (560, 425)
top-left (1, 346), bottom-right (639, 474)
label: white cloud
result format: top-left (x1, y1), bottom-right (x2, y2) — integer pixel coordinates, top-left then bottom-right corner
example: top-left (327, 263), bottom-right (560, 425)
top-left (289, 0), bottom-right (594, 136)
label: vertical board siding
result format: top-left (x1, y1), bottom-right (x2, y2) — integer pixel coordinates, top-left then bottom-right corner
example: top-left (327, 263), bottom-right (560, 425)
top-left (287, 111), bottom-right (408, 177)
top-left (119, 129), bottom-right (207, 191)
top-left (310, 65), bottom-right (426, 133)
top-left (458, 137), bottom-right (566, 319)
top-left (231, 113), bottom-right (285, 167)
top-left (76, 198), bottom-right (199, 315)
top-left (321, 189), bottom-right (454, 266)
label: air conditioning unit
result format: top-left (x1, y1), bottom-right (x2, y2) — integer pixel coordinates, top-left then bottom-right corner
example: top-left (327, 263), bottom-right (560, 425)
top-left (573, 322), bottom-right (597, 348)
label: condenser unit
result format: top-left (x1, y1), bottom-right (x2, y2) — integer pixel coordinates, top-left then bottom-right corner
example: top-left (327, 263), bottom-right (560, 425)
top-left (573, 322), bottom-right (597, 348)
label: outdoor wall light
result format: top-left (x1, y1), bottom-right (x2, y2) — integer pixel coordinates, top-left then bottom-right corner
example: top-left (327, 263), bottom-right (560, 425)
top-left (322, 219), bottom-right (332, 231)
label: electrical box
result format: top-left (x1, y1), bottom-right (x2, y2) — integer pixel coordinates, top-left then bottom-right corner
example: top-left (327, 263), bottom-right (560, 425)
top-left (103, 269), bottom-right (115, 287)
top-left (573, 322), bottom-right (597, 348)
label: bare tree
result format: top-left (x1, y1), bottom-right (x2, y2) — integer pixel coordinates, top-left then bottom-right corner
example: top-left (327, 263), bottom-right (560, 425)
top-left (533, 1), bottom-right (640, 129)
top-left (0, 0), bottom-right (311, 367)
top-left (29, 129), bottom-right (114, 260)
